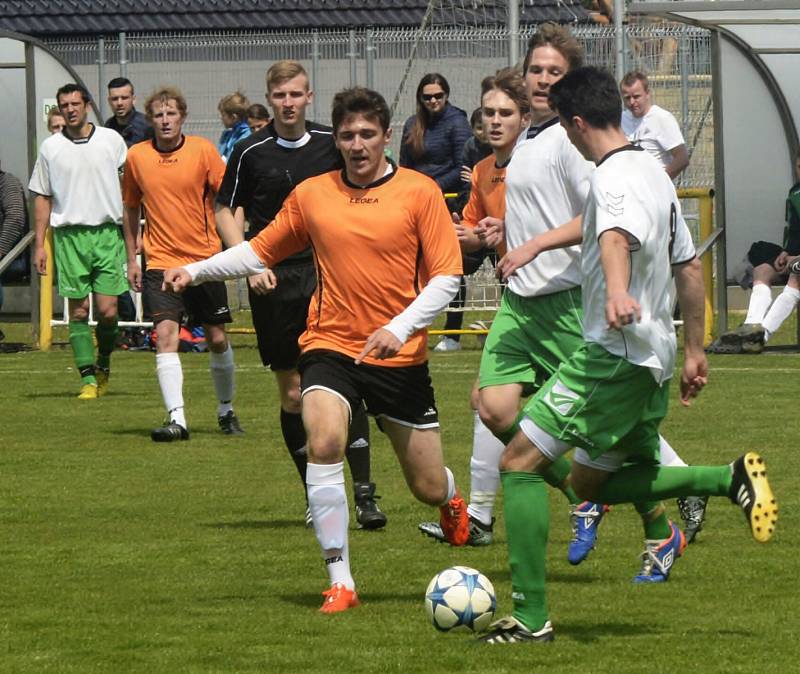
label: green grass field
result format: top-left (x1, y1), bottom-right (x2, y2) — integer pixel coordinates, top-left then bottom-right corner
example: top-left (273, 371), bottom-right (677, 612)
top-left (1, 317), bottom-right (796, 673)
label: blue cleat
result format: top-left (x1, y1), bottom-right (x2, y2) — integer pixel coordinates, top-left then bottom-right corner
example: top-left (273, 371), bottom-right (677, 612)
top-left (633, 520), bottom-right (687, 583)
top-left (567, 501), bottom-right (609, 565)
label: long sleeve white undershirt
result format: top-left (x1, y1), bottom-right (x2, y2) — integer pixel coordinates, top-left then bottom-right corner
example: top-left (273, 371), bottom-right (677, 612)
top-left (184, 241), bottom-right (265, 283)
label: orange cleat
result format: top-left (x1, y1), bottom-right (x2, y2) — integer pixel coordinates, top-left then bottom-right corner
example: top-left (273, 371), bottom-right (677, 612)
top-left (439, 489), bottom-right (469, 546)
top-left (319, 583), bottom-right (361, 613)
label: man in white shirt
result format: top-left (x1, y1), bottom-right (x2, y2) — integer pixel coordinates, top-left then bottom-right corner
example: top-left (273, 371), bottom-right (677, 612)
top-left (621, 70), bottom-right (689, 181)
top-left (479, 65), bottom-right (777, 646)
top-left (30, 83), bottom-right (128, 399)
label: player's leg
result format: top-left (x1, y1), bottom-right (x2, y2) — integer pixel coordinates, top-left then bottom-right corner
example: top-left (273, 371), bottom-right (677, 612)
top-left (659, 434), bottom-right (709, 544)
top-left (348, 403), bottom-right (387, 530)
top-left (67, 296), bottom-right (98, 398)
top-left (762, 272), bottom-right (800, 342)
top-left (433, 275), bottom-right (466, 352)
top-left (90, 223), bottom-right (128, 393)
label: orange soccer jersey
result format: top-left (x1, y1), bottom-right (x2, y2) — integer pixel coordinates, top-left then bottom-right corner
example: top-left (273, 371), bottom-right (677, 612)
top-left (248, 166), bottom-right (463, 367)
top-left (461, 154), bottom-right (507, 256)
top-left (123, 136), bottom-right (227, 269)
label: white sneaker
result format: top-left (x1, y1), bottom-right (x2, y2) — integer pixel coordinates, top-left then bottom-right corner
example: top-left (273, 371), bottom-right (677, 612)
top-left (433, 336), bottom-right (462, 352)
top-left (469, 320), bottom-right (490, 348)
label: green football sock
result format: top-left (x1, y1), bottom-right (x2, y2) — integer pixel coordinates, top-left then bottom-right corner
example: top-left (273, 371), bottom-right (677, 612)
top-left (95, 320), bottom-right (118, 370)
top-left (69, 320), bottom-right (96, 385)
top-left (502, 470), bottom-right (549, 632)
top-left (596, 465), bottom-right (731, 504)
top-left (497, 413), bottom-right (580, 504)
top-left (635, 501), bottom-right (672, 540)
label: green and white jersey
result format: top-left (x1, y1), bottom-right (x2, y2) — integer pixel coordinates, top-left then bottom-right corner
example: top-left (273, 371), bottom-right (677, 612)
top-left (29, 125), bottom-right (127, 228)
top-left (504, 121), bottom-right (594, 297)
top-left (581, 145), bottom-right (692, 385)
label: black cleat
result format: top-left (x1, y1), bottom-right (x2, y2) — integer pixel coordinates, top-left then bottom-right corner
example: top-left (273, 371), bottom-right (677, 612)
top-left (218, 411), bottom-right (244, 435)
top-left (677, 495), bottom-right (709, 544)
top-left (729, 452), bottom-right (778, 543)
top-left (151, 422), bottom-right (189, 442)
top-left (477, 616), bottom-right (554, 644)
top-left (354, 482), bottom-right (387, 530)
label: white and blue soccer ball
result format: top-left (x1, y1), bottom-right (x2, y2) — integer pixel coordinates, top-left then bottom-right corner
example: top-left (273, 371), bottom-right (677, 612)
top-left (425, 566), bottom-right (496, 633)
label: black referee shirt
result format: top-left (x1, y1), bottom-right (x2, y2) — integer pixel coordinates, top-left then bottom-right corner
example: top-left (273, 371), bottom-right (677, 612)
top-left (217, 120), bottom-right (342, 266)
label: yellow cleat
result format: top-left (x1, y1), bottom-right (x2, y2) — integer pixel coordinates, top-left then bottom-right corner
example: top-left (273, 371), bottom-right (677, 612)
top-left (96, 369), bottom-right (109, 397)
top-left (77, 383), bottom-right (99, 400)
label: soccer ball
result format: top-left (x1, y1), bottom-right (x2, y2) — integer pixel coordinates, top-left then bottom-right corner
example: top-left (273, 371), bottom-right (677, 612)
top-left (424, 566), bottom-right (496, 633)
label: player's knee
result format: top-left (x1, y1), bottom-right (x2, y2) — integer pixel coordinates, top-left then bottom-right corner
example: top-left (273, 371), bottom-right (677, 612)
top-left (307, 436), bottom-right (345, 464)
top-left (477, 401), bottom-right (514, 434)
top-left (207, 332), bottom-right (228, 352)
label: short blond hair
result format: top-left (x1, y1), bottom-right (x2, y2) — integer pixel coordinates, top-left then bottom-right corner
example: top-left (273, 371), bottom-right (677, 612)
top-left (266, 60), bottom-right (309, 93)
top-left (217, 91), bottom-right (250, 121)
top-left (144, 86), bottom-right (188, 119)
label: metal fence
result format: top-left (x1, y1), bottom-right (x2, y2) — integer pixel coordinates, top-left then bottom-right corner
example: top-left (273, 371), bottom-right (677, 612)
top-left (43, 21), bottom-right (714, 187)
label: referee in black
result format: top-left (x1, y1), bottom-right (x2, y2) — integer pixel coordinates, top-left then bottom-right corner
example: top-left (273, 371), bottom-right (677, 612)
top-left (215, 59), bottom-right (386, 529)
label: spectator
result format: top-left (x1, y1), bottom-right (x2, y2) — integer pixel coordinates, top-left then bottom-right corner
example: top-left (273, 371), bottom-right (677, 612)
top-left (47, 108), bottom-right (66, 135)
top-left (0, 161), bottom-right (28, 320)
top-left (105, 77), bottom-right (154, 147)
top-left (246, 103), bottom-right (270, 133)
top-left (620, 70), bottom-right (689, 181)
top-left (710, 149), bottom-right (800, 353)
top-left (217, 91), bottom-right (251, 162)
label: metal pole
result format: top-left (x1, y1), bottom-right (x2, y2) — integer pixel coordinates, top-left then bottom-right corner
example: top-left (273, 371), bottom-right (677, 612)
top-left (679, 32), bottom-right (690, 140)
top-left (119, 31), bottom-right (128, 78)
top-left (613, 0), bottom-right (625, 83)
top-left (508, 0), bottom-right (519, 67)
top-left (348, 29), bottom-right (357, 87)
top-left (97, 37), bottom-right (106, 121)
top-left (365, 28), bottom-right (375, 90)
top-left (311, 30), bottom-right (319, 121)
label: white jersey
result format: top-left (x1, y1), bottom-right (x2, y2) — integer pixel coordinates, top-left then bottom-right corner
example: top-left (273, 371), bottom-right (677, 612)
top-left (504, 121), bottom-right (594, 297)
top-left (581, 146), bottom-right (694, 384)
top-left (621, 104), bottom-right (685, 170)
top-left (29, 125), bottom-right (127, 228)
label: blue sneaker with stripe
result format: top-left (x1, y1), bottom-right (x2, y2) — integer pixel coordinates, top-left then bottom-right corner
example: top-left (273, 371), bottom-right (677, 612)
top-left (567, 501), bottom-right (609, 565)
top-left (633, 520), bottom-right (686, 583)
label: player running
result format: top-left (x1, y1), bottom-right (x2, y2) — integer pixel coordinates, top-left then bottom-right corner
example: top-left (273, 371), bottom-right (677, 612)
top-left (480, 66), bottom-right (777, 645)
top-left (215, 60), bottom-right (385, 529)
top-left (163, 87), bottom-right (470, 613)
top-left (122, 87), bottom-right (244, 440)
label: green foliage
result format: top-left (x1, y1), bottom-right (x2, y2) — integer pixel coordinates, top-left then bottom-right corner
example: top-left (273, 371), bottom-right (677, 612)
top-left (0, 328), bottom-right (796, 672)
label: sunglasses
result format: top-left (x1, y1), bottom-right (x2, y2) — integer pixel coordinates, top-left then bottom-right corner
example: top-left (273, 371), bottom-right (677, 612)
top-left (421, 92), bottom-right (446, 102)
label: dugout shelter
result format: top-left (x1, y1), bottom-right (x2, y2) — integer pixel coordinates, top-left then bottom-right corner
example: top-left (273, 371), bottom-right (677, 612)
top-left (631, 1), bottom-right (800, 332)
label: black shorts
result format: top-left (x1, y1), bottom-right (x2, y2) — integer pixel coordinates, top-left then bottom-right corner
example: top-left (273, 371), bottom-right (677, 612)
top-left (144, 270), bottom-right (232, 326)
top-left (298, 350), bottom-right (440, 429)
top-left (747, 241), bottom-right (784, 268)
top-left (250, 262), bottom-right (316, 370)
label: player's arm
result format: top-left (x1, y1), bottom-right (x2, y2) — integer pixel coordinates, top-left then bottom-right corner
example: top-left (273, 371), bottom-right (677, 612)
top-left (665, 144), bottom-right (689, 180)
top-left (456, 170), bottom-right (486, 253)
top-left (496, 215), bottom-right (583, 281)
top-left (673, 256), bottom-right (707, 405)
top-left (32, 194), bottom-right (52, 275)
top-left (600, 228), bottom-right (641, 329)
top-left (214, 201), bottom-right (245, 247)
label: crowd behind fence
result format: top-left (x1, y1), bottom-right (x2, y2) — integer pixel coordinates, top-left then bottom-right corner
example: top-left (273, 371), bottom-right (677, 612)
top-left (43, 21), bottom-right (714, 188)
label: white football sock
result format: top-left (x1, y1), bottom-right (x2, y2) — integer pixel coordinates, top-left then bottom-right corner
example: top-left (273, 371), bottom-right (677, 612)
top-left (209, 342), bottom-right (235, 416)
top-left (467, 411), bottom-right (504, 526)
top-left (743, 283), bottom-right (773, 325)
top-left (307, 462), bottom-right (353, 590)
top-left (156, 352), bottom-right (186, 429)
top-left (442, 466), bottom-right (456, 504)
top-left (658, 435), bottom-right (687, 467)
top-left (762, 286), bottom-right (800, 341)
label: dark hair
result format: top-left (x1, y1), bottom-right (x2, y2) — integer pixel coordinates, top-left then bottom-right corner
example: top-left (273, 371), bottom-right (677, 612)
top-left (331, 87), bottom-right (391, 133)
top-left (405, 73), bottom-right (450, 159)
top-left (470, 107), bottom-right (482, 128)
top-left (621, 70), bottom-right (649, 91)
top-left (246, 103), bottom-right (270, 121)
top-left (522, 23), bottom-right (583, 75)
top-left (549, 66), bottom-right (621, 130)
top-left (107, 77), bottom-right (134, 92)
top-left (56, 83), bottom-right (91, 105)
top-left (481, 67), bottom-right (530, 116)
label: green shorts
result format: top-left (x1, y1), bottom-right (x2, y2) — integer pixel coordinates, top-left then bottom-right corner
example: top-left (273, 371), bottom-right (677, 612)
top-left (53, 223), bottom-right (128, 299)
top-left (523, 342), bottom-right (670, 467)
top-left (478, 287), bottom-right (583, 394)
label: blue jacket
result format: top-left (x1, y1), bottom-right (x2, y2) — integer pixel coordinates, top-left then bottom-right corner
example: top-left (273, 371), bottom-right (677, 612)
top-left (399, 103), bottom-right (472, 194)
top-left (217, 120), bottom-right (252, 163)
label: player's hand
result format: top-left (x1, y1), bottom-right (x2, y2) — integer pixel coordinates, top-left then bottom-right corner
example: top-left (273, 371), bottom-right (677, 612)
top-left (162, 268), bottom-right (192, 294)
top-left (475, 216), bottom-right (504, 249)
top-left (453, 212), bottom-right (481, 253)
top-left (496, 240), bottom-right (539, 281)
top-left (248, 269), bottom-right (277, 295)
top-left (355, 328), bottom-right (402, 364)
top-left (460, 165), bottom-right (473, 183)
top-left (605, 291), bottom-right (641, 330)
top-left (127, 260), bottom-right (142, 293)
top-left (680, 350), bottom-right (708, 406)
top-left (33, 246), bottom-right (47, 275)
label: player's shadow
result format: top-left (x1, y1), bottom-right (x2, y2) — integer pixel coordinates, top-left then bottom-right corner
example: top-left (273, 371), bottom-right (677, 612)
top-left (558, 620), bottom-right (658, 642)
top-left (203, 519), bottom-right (302, 530)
